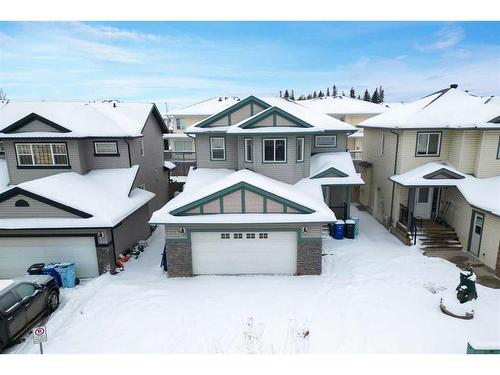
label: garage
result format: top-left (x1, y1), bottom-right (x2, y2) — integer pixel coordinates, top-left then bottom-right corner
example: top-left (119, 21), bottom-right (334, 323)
top-left (190, 231), bottom-right (297, 275)
top-left (0, 237), bottom-right (99, 278)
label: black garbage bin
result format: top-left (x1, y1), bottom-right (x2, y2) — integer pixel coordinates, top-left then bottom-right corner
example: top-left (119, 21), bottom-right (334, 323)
top-left (27, 263), bottom-right (46, 275)
top-left (345, 220), bottom-right (355, 239)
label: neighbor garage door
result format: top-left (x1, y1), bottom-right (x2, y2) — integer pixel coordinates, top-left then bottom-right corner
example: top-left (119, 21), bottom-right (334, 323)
top-left (191, 231), bottom-right (297, 275)
top-left (0, 237), bottom-right (99, 278)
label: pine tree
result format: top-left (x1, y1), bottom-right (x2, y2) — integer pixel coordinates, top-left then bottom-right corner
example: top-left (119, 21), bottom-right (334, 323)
top-left (357, 94), bottom-right (361, 100)
top-left (363, 89), bottom-right (371, 102)
top-left (341, 91), bottom-right (345, 96)
top-left (326, 87), bottom-right (330, 97)
top-left (306, 93), bottom-right (313, 100)
top-left (379, 85), bottom-right (385, 103)
top-left (371, 88), bottom-right (379, 103)
top-left (298, 94), bottom-right (306, 101)
top-left (350, 87), bottom-right (356, 98)
top-left (318, 90), bottom-right (324, 98)
top-left (313, 91), bottom-right (317, 98)
top-left (332, 85), bottom-right (338, 97)
top-left (279, 90), bottom-right (283, 98)
top-left (291, 90), bottom-right (295, 101)
top-left (0, 88), bottom-right (6, 101)
top-left (284, 89), bottom-right (289, 99)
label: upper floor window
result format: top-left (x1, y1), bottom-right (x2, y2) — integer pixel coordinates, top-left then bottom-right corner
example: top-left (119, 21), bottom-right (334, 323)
top-left (0, 141), bottom-right (4, 154)
top-left (245, 138), bottom-right (253, 163)
top-left (416, 132), bottom-right (441, 156)
top-left (210, 137), bottom-right (226, 160)
top-left (176, 118), bottom-right (184, 130)
top-left (174, 140), bottom-right (194, 152)
top-left (263, 138), bottom-right (286, 163)
top-left (15, 143), bottom-right (69, 167)
top-left (315, 135), bottom-right (337, 148)
top-left (296, 137), bottom-right (304, 162)
top-left (94, 141), bottom-right (118, 155)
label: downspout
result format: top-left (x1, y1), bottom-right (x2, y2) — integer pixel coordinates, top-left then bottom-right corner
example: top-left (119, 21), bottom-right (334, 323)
top-left (124, 139), bottom-right (132, 167)
top-left (388, 130), bottom-right (400, 231)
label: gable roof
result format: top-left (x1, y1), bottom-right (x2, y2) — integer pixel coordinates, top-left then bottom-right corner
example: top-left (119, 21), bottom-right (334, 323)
top-left (300, 95), bottom-right (390, 115)
top-left (359, 87), bottom-right (500, 129)
top-left (166, 96), bottom-right (241, 117)
top-left (0, 101), bottom-right (168, 138)
top-left (307, 152), bottom-right (364, 185)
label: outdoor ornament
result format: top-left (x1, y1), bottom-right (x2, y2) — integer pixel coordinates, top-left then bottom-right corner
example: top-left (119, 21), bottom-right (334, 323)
top-left (440, 266), bottom-right (477, 320)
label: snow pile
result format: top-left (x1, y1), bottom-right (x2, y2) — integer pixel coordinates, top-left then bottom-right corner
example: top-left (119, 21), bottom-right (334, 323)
top-left (166, 96), bottom-right (241, 116)
top-left (300, 95), bottom-right (389, 115)
top-left (163, 161), bottom-right (176, 170)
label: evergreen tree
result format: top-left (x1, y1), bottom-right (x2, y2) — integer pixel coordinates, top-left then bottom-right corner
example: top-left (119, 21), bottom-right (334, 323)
top-left (318, 90), bottom-right (324, 98)
top-left (313, 91), bottom-right (317, 98)
top-left (371, 88), bottom-right (379, 103)
top-left (363, 89), bottom-right (371, 102)
top-left (298, 94), bottom-right (306, 101)
top-left (291, 90), bottom-right (295, 101)
top-left (350, 87), bottom-right (356, 98)
top-left (357, 94), bottom-right (361, 100)
top-left (284, 89), bottom-right (289, 99)
top-left (326, 87), bottom-right (330, 97)
top-left (379, 85), bottom-right (385, 103)
top-left (341, 91), bottom-right (345, 96)
top-left (0, 88), bottom-right (6, 101)
top-left (306, 93), bottom-right (313, 100)
top-left (332, 85), bottom-right (338, 97)
top-left (279, 90), bottom-right (282, 98)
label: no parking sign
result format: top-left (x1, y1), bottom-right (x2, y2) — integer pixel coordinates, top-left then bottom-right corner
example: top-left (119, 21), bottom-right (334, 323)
top-left (33, 325), bottom-right (47, 354)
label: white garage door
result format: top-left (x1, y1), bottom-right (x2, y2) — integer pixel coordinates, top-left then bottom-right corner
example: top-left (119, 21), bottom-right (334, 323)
top-left (191, 231), bottom-right (297, 275)
top-left (0, 237), bottom-right (99, 279)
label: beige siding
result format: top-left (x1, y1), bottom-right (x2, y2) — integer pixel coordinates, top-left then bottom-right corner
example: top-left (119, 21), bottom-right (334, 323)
top-left (267, 199), bottom-right (284, 213)
top-left (196, 134), bottom-right (238, 169)
top-left (12, 119), bottom-right (63, 133)
top-left (480, 214), bottom-right (500, 271)
top-left (398, 130), bottom-right (452, 171)
top-left (202, 199), bottom-right (220, 214)
top-left (474, 131), bottom-right (500, 178)
top-left (186, 207), bottom-right (200, 214)
top-left (0, 194), bottom-right (79, 218)
top-left (209, 116), bottom-right (229, 127)
top-left (275, 115), bottom-right (298, 127)
top-left (245, 190), bottom-right (264, 213)
top-left (229, 104), bottom-right (252, 124)
top-left (442, 187), bottom-right (473, 252)
top-left (165, 225), bottom-right (188, 240)
top-left (222, 190), bottom-right (241, 213)
top-left (342, 114), bottom-right (376, 126)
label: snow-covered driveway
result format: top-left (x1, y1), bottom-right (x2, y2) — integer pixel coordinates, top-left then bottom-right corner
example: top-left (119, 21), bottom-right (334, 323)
top-left (9, 208), bottom-right (500, 354)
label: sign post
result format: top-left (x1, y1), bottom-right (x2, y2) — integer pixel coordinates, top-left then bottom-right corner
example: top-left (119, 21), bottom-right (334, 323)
top-left (33, 325), bottom-right (47, 354)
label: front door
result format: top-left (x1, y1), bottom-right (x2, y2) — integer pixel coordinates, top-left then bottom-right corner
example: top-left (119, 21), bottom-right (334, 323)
top-left (469, 212), bottom-right (484, 257)
top-left (414, 187), bottom-right (433, 219)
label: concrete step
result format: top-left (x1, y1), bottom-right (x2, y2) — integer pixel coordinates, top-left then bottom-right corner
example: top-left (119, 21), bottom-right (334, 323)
top-left (421, 244), bottom-right (463, 250)
top-left (420, 239), bottom-right (461, 244)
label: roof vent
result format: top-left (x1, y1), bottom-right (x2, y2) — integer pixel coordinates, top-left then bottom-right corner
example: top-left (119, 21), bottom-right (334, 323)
top-left (450, 84), bottom-right (458, 89)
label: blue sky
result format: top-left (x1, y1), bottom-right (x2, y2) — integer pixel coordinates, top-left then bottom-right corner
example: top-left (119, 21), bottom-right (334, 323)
top-left (0, 21), bottom-right (499, 110)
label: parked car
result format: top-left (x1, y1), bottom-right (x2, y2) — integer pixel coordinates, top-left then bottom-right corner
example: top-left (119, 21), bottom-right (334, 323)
top-left (0, 275), bottom-right (59, 351)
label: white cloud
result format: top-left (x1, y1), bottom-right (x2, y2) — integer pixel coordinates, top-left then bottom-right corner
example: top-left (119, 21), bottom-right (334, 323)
top-left (69, 22), bottom-right (159, 42)
top-left (416, 24), bottom-right (465, 51)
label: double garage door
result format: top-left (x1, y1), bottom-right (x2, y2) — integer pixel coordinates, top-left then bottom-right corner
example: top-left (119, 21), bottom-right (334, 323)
top-left (0, 237), bottom-right (99, 279)
top-left (191, 231), bottom-right (297, 275)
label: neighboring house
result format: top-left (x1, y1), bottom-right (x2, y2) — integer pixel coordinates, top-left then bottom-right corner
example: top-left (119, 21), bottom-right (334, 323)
top-left (150, 96), bottom-right (364, 277)
top-left (358, 85), bottom-right (500, 274)
top-left (0, 101), bottom-right (170, 278)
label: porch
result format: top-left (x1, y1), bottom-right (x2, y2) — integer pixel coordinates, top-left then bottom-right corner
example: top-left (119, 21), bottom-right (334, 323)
top-left (322, 185), bottom-right (353, 220)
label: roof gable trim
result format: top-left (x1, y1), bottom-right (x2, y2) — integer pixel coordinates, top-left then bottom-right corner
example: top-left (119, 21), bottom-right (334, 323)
top-left (423, 168), bottom-right (465, 180)
top-left (311, 166), bottom-right (349, 179)
top-left (1, 113), bottom-right (72, 134)
top-left (239, 106), bottom-right (313, 129)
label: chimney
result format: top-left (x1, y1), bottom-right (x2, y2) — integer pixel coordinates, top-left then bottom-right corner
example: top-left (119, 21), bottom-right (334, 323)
top-left (113, 102), bottom-right (116, 108)
top-left (450, 84), bottom-right (458, 89)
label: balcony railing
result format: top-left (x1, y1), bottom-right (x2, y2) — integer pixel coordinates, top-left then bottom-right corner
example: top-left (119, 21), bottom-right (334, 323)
top-left (349, 149), bottom-right (363, 161)
top-left (164, 150), bottom-right (196, 161)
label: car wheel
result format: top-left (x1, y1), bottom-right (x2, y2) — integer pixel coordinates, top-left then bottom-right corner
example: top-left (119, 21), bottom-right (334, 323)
top-left (47, 291), bottom-right (59, 313)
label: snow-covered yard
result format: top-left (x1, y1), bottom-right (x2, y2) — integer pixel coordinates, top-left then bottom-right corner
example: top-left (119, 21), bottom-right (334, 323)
top-left (8, 208), bottom-right (500, 354)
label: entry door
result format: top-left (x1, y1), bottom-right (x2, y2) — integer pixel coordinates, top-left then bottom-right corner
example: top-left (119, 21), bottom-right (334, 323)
top-left (469, 212), bottom-right (484, 257)
top-left (414, 187), bottom-right (433, 218)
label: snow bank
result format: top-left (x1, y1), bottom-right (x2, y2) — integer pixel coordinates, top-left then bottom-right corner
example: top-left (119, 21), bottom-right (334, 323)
top-left (166, 96), bottom-right (241, 116)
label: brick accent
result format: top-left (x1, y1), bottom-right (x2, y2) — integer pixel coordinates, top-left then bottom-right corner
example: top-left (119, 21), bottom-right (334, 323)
top-left (96, 245), bottom-right (116, 275)
top-left (167, 241), bottom-right (193, 277)
top-left (297, 239), bottom-right (322, 275)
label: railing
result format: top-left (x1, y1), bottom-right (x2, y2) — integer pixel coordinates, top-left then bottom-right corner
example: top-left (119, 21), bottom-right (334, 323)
top-left (164, 150), bottom-right (196, 161)
top-left (349, 149), bottom-right (363, 161)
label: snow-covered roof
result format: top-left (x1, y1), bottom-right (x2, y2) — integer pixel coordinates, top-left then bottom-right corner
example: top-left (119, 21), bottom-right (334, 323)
top-left (307, 152), bottom-right (364, 185)
top-left (163, 133), bottom-right (191, 139)
top-left (300, 96), bottom-right (389, 115)
top-left (0, 166), bottom-right (155, 229)
top-left (391, 161), bottom-right (500, 216)
top-left (163, 161), bottom-right (176, 170)
top-left (0, 159), bottom-right (9, 193)
top-left (150, 168), bottom-right (336, 225)
top-left (0, 101), bottom-right (167, 138)
top-left (359, 87), bottom-right (500, 129)
top-left (166, 97), bottom-right (241, 116)
top-left (186, 96), bottom-right (357, 135)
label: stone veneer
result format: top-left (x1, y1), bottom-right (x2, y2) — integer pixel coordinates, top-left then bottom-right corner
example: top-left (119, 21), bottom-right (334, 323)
top-left (167, 241), bottom-right (193, 277)
top-left (296, 239), bottom-right (322, 275)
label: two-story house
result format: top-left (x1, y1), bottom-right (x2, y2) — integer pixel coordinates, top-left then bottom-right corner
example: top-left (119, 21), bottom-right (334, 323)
top-left (150, 96), bottom-right (364, 277)
top-left (0, 101), bottom-right (170, 278)
top-left (358, 85), bottom-right (500, 274)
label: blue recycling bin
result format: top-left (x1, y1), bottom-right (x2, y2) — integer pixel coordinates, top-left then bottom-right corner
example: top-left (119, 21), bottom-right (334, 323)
top-left (42, 264), bottom-right (62, 287)
top-left (55, 262), bottom-right (76, 288)
top-left (351, 216), bottom-right (360, 237)
top-left (333, 220), bottom-right (345, 240)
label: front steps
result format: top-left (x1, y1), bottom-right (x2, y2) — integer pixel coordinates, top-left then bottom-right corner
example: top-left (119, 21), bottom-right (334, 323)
top-left (417, 223), bottom-right (463, 252)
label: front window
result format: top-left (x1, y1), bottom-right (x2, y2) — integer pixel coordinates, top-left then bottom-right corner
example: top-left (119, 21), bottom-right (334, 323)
top-left (94, 141), bottom-right (118, 155)
top-left (416, 132), bottom-right (441, 156)
top-left (210, 137), bottom-right (225, 160)
top-left (263, 138), bottom-right (286, 162)
top-left (245, 138), bottom-right (253, 163)
top-left (16, 143), bottom-right (69, 167)
top-left (315, 135), bottom-right (337, 148)
top-left (296, 137), bottom-right (304, 162)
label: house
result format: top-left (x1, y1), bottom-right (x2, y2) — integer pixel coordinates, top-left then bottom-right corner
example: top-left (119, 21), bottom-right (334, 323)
top-left (0, 101), bottom-right (170, 278)
top-left (358, 85), bottom-right (500, 274)
top-left (150, 96), bottom-right (364, 277)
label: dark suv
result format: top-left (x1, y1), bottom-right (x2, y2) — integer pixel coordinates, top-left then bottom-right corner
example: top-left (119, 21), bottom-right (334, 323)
top-left (0, 275), bottom-right (59, 351)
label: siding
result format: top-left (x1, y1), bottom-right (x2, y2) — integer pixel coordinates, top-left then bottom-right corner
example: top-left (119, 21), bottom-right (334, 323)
top-left (80, 139), bottom-right (130, 171)
top-left (311, 132), bottom-right (348, 153)
top-left (229, 104), bottom-right (252, 124)
top-left (222, 190), bottom-right (241, 213)
top-left (480, 213), bottom-right (500, 271)
top-left (196, 134), bottom-right (238, 169)
top-left (11, 119), bottom-right (63, 133)
top-left (245, 190), bottom-right (264, 213)
top-left (474, 130), bottom-right (500, 178)
top-left (112, 204), bottom-right (151, 257)
top-left (447, 130), bottom-right (481, 174)
top-left (0, 194), bottom-right (80, 219)
top-left (398, 130), bottom-right (452, 172)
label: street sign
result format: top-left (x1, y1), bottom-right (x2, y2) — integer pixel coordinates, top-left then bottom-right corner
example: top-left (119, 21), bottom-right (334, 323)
top-left (33, 325), bottom-right (47, 354)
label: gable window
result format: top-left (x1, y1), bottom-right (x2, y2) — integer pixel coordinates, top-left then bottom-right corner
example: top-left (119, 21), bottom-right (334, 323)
top-left (296, 137), bottom-right (305, 162)
top-left (244, 138), bottom-right (253, 163)
top-left (15, 143), bottom-right (69, 167)
top-left (315, 135), bottom-right (337, 148)
top-left (15, 199), bottom-right (30, 207)
top-left (0, 141), bottom-right (4, 154)
top-left (416, 132), bottom-right (441, 156)
top-left (210, 137), bottom-right (226, 160)
top-left (263, 138), bottom-right (286, 163)
top-left (94, 141), bottom-right (118, 155)
top-left (379, 131), bottom-right (385, 155)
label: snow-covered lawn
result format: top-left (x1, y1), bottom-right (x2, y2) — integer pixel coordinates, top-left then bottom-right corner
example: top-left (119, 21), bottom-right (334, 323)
top-left (8, 208), bottom-right (500, 354)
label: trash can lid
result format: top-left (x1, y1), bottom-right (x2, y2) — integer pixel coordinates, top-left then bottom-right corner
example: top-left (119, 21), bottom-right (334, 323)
top-left (345, 219), bottom-right (355, 224)
top-left (335, 220), bottom-right (345, 224)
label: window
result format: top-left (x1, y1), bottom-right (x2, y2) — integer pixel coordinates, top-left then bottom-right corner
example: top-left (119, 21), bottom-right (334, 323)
top-left (210, 137), bottom-right (226, 160)
top-left (296, 137), bottom-right (304, 162)
top-left (0, 292), bottom-right (18, 311)
top-left (246, 233), bottom-right (255, 239)
top-left (15, 199), bottom-right (29, 207)
top-left (379, 131), bottom-right (385, 155)
top-left (315, 135), bottom-right (337, 148)
top-left (174, 140), bottom-right (193, 152)
top-left (94, 141), bottom-right (118, 155)
top-left (263, 138), bottom-right (286, 162)
top-left (0, 141), bottom-right (4, 154)
top-left (220, 233), bottom-right (230, 239)
top-left (233, 233), bottom-right (243, 239)
top-left (175, 118), bottom-right (185, 130)
top-left (140, 139), bottom-right (145, 157)
top-left (15, 143), bottom-right (69, 167)
top-left (14, 284), bottom-right (36, 300)
top-left (416, 132), bottom-right (441, 156)
top-left (245, 138), bottom-right (253, 163)
top-left (418, 188), bottom-right (429, 203)
top-left (259, 233), bottom-right (268, 239)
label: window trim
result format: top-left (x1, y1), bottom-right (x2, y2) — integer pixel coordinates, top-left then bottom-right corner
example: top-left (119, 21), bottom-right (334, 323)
top-left (14, 142), bottom-right (71, 169)
top-left (210, 136), bottom-right (226, 161)
top-left (496, 135), bottom-right (500, 160)
top-left (262, 138), bottom-right (287, 163)
top-left (379, 131), bottom-right (385, 155)
top-left (415, 131), bottom-right (442, 157)
top-left (315, 135), bottom-right (337, 148)
top-left (296, 137), bottom-right (305, 162)
top-left (93, 141), bottom-right (119, 156)
top-left (244, 138), bottom-right (253, 163)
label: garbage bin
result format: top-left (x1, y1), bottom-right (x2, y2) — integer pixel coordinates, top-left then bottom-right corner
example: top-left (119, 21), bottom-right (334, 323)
top-left (352, 217), bottom-right (360, 237)
top-left (42, 264), bottom-right (62, 287)
top-left (27, 263), bottom-right (46, 275)
top-left (345, 219), bottom-right (356, 239)
top-left (333, 220), bottom-right (345, 240)
top-left (55, 262), bottom-right (76, 288)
